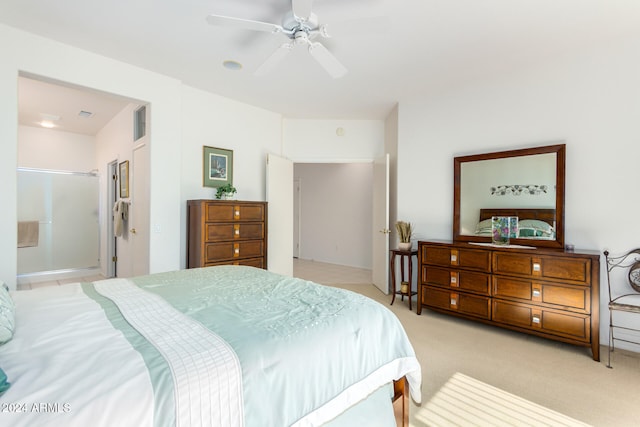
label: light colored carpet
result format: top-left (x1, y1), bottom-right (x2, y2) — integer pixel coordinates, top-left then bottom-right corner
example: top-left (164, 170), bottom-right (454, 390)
top-left (293, 259), bottom-right (640, 427)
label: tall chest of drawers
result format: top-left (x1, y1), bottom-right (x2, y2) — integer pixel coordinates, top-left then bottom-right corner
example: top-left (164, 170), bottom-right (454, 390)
top-left (418, 240), bottom-right (600, 360)
top-left (187, 200), bottom-right (267, 269)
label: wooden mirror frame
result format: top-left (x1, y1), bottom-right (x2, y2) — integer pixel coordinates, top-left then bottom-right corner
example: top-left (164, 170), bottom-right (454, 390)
top-left (453, 144), bottom-right (566, 249)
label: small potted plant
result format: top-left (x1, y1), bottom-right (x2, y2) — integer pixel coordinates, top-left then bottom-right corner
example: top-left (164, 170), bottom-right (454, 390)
top-left (395, 221), bottom-right (413, 251)
top-left (215, 183), bottom-right (237, 200)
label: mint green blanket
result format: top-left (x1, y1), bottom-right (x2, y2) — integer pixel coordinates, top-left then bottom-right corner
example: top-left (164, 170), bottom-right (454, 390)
top-left (86, 266), bottom-right (421, 426)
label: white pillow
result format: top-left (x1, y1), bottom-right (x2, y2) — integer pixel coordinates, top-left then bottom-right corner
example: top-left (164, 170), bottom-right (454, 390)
top-left (518, 219), bottom-right (554, 236)
top-left (474, 219), bottom-right (493, 235)
top-left (0, 283), bottom-right (15, 344)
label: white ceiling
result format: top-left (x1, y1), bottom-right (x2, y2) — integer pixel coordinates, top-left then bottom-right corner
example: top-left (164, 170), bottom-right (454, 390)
top-left (18, 76), bottom-right (132, 136)
top-left (5, 0), bottom-right (640, 125)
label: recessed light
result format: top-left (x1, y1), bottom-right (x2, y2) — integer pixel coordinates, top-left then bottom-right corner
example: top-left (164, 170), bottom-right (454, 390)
top-left (223, 60), bottom-right (243, 71)
top-left (78, 110), bottom-right (94, 118)
top-left (39, 113), bottom-right (59, 129)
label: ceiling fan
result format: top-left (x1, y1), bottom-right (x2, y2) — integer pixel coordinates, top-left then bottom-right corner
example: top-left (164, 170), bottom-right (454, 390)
top-left (206, 0), bottom-right (348, 78)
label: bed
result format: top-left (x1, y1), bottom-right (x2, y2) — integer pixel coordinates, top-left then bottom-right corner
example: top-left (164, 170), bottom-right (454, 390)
top-left (474, 208), bottom-right (556, 239)
top-left (0, 265), bottom-right (421, 426)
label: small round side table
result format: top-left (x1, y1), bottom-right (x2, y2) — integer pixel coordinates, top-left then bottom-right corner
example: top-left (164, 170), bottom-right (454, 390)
top-left (390, 248), bottom-right (419, 310)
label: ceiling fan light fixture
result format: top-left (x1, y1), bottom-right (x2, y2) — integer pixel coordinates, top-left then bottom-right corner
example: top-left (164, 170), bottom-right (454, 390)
top-left (223, 60), bottom-right (243, 71)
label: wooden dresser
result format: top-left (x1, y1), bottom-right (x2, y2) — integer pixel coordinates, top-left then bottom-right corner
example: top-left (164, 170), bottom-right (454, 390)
top-left (417, 240), bottom-right (600, 360)
top-left (187, 200), bottom-right (267, 269)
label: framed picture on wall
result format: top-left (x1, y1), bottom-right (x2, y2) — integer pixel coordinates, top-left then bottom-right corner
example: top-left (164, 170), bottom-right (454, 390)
top-left (203, 146), bottom-right (233, 188)
top-left (119, 160), bottom-right (129, 198)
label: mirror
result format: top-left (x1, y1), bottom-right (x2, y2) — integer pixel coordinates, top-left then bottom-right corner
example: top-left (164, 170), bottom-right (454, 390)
top-left (453, 144), bottom-right (565, 249)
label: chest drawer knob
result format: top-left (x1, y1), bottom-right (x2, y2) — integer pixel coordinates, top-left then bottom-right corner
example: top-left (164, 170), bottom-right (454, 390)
top-left (532, 289), bottom-right (541, 297)
top-left (532, 315), bottom-right (541, 324)
top-left (450, 249), bottom-right (459, 265)
top-left (533, 262), bottom-right (541, 272)
top-left (450, 293), bottom-right (458, 307)
top-left (450, 272), bottom-right (458, 287)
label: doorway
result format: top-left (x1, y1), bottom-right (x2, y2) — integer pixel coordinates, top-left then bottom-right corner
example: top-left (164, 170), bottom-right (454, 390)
top-left (293, 162), bottom-right (374, 270)
top-left (17, 74), bottom-right (150, 282)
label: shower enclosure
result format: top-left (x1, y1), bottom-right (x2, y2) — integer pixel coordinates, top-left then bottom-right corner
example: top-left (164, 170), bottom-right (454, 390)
top-left (17, 168), bottom-right (100, 283)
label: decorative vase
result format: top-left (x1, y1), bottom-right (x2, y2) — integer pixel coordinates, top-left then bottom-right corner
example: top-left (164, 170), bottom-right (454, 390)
top-left (400, 281), bottom-right (409, 294)
top-left (398, 242), bottom-right (412, 251)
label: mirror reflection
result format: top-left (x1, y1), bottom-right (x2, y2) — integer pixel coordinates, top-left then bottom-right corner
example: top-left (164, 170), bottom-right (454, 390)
top-left (460, 153), bottom-right (557, 237)
top-left (453, 144), bottom-right (565, 249)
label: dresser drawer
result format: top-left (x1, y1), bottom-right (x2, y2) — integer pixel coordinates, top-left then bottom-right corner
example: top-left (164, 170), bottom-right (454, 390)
top-left (204, 240), bottom-right (264, 262)
top-left (205, 203), bottom-right (265, 222)
top-left (493, 277), bottom-right (590, 312)
top-left (493, 253), bottom-right (592, 285)
top-left (205, 222), bottom-right (265, 242)
top-left (492, 300), bottom-right (590, 342)
top-left (421, 246), bottom-right (491, 272)
top-left (422, 266), bottom-right (491, 295)
top-left (208, 257), bottom-right (264, 269)
top-left (422, 286), bottom-right (491, 320)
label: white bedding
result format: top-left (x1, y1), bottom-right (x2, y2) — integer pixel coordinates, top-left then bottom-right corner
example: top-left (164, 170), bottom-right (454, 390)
top-left (0, 266), bottom-right (421, 426)
top-left (0, 284), bottom-right (156, 426)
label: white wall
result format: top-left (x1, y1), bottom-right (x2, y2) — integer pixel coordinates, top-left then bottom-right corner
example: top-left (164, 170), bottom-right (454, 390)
top-left (283, 119), bottom-right (384, 161)
top-left (397, 36), bottom-right (640, 347)
top-left (294, 163), bottom-right (373, 269)
top-left (18, 125), bottom-right (96, 171)
top-left (179, 85), bottom-right (283, 268)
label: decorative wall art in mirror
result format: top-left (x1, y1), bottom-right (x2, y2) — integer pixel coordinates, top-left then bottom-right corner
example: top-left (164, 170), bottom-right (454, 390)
top-left (453, 144), bottom-right (565, 249)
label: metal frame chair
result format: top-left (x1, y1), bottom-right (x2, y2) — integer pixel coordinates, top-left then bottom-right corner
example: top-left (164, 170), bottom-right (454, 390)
top-left (604, 248), bottom-right (640, 368)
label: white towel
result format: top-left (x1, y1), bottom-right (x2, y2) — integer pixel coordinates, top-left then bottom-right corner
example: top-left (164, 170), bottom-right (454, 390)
top-left (113, 200), bottom-right (128, 237)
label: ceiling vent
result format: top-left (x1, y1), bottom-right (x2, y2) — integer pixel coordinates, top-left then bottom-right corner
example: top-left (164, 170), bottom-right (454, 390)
top-left (78, 110), bottom-right (94, 118)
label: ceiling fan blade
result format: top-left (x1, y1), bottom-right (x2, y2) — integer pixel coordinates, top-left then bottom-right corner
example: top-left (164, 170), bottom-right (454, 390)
top-left (292, 0), bottom-right (313, 21)
top-left (255, 43), bottom-right (294, 76)
top-left (308, 42), bottom-right (347, 78)
top-left (206, 14), bottom-right (283, 34)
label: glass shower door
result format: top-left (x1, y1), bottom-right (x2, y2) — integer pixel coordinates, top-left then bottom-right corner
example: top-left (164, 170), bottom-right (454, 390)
top-left (17, 168), bottom-right (100, 276)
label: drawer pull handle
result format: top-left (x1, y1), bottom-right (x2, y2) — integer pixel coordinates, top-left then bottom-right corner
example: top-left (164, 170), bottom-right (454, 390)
top-left (450, 276), bottom-right (457, 284)
top-left (235, 210), bottom-right (240, 216)
top-left (450, 298), bottom-right (457, 306)
top-left (532, 315), bottom-right (540, 324)
top-left (533, 263), bottom-right (541, 272)
top-left (235, 229), bottom-right (240, 235)
top-left (450, 255), bottom-right (457, 262)
top-left (234, 248), bottom-right (240, 254)
top-left (532, 289), bottom-right (541, 297)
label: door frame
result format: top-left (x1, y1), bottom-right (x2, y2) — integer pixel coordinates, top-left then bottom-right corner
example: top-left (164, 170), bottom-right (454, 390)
top-left (107, 159), bottom-right (118, 278)
top-left (293, 178), bottom-right (302, 258)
